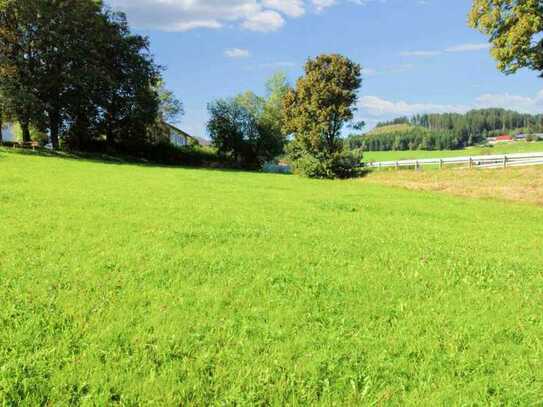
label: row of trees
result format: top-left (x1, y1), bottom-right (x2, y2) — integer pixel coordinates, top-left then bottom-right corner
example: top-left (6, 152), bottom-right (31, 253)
top-left (207, 54), bottom-right (363, 178)
top-left (206, 72), bottom-right (289, 169)
top-left (348, 127), bottom-right (471, 152)
top-left (357, 108), bottom-right (543, 152)
top-left (0, 0), bottom-right (181, 152)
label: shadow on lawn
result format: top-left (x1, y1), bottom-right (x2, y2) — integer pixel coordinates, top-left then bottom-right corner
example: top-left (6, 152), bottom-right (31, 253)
top-left (0, 146), bottom-right (273, 176)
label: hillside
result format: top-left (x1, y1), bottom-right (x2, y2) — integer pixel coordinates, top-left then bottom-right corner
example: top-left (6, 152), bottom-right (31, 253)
top-left (366, 123), bottom-right (417, 135)
top-left (1, 148), bottom-right (543, 405)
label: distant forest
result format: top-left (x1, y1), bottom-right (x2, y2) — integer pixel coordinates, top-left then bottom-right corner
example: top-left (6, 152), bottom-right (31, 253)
top-left (348, 108), bottom-right (543, 152)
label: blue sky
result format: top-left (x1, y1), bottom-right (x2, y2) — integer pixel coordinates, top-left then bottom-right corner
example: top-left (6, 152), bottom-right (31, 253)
top-left (108, 0), bottom-right (543, 138)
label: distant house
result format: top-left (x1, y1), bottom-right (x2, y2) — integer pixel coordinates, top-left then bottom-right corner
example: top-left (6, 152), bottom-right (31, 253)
top-left (0, 123), bottom-right (15, 142)
top-left (490, 134), bottom-right (513, 144)
top-left (165, 123), bottom-right (199, 147)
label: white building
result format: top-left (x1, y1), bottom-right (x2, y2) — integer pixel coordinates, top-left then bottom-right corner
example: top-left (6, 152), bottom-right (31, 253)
top-left (165, 123), bottom-right (198, 147)
top-left (1, 123), bottom-right (15, 142)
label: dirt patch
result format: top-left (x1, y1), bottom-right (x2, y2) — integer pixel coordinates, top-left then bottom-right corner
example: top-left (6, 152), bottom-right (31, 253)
top-left (363, 166), bottom-right (543, 206)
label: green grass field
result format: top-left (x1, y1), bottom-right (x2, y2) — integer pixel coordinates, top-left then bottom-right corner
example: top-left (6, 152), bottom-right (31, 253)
top-left (1, 148), bottom-right (543, 405)
top-left (363, 141), bottom-right (543, 162)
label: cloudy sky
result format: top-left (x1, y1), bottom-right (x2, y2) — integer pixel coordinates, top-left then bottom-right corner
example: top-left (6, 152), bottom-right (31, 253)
top-left (108, 0), bottom-right (543, 137)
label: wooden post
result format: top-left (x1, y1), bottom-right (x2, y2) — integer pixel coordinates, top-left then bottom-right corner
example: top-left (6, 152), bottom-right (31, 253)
top-left (416, 160), bottom-right (420, 171)
top-left (503, 155), bottom-right (508, 169)
top-left (469, 157), bottom-right (473, 169)
top-left (396, 161), bottom-right (399, 170)
top-left (439, 159), bottom-right (443, 169)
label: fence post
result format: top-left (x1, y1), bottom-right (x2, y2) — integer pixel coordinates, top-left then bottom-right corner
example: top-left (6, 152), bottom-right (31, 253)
top-left (415, 160), bottom-right (420, 171)
top-left (396, 161), bottom-right (399, 170)
top-left (469, 157), bottom-right (473, 169)
top-left (503, 155), bottom-right (508, 169)
top-left (439, 159), bottom-right (443, 169)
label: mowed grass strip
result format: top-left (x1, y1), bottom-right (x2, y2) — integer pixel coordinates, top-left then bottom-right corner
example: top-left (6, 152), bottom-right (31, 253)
top-left (363, 141), bottom-right (543, 162)
top-left (1, 148), bottom-right (542, 405)
top-left (364, 165), bottom-right (543, 207)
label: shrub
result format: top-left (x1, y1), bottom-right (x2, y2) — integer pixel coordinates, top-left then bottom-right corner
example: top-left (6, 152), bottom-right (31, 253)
top-left (290, 149), bottom-right (363, 179)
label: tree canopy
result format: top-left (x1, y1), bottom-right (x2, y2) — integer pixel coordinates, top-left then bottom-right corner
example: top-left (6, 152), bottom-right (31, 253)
top-left (469, 0), bottom-right (543, 75)
top-left (0, 0), bottom-right (168, 152)
top-left (284, 54), bottom-right (361, 157)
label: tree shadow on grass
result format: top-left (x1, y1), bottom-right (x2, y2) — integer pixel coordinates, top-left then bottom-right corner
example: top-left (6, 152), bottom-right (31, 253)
top-left (0, 146), bottom-right (273, 177)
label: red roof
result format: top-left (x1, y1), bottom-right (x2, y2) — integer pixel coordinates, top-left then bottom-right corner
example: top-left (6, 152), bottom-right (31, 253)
top-left (496, 135), bottom-right (513, 141)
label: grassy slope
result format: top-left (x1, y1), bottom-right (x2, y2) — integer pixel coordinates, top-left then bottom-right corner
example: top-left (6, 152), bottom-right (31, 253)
top-left (365, 123), bottom-right (417, 136)
top-left (363, 141), bottom-right (543, 162)
top-left (1, 148), bottom-right (543, 405)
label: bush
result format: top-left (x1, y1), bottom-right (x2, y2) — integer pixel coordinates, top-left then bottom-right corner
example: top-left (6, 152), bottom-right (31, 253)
top-left (291, 149), bottom-right (363, 179)
top-left (330, 149), bottom-right (364, 179)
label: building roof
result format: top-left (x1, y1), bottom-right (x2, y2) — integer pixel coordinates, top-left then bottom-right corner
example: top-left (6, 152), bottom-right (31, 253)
top-left (496, 135), bottom-right (513, 141)
top-left (165, 123), bottom-right (199, 145)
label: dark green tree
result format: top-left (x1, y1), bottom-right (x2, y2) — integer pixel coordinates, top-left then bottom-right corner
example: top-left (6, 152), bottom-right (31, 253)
top-left (283, 54), bottom-right (362, 177)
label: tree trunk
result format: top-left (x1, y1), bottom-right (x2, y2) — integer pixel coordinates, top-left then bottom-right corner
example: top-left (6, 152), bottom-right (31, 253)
top-left (21, 120), bottom-right (31, 143)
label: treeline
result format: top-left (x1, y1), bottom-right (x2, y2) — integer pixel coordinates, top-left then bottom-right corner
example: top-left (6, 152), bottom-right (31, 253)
top-left (352, 108), bottom-right (543, 152)
top-left (207, 54), bottom-right (364, 178)
top-left (0, 0), bottom-right (186, 159)
top-left (347, 126), bottom-right (470, 151)
top-left (412, 109), bottom-right (543, 137)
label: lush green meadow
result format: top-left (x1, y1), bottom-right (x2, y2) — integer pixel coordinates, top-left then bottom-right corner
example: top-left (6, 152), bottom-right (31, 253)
top-left (363, 141), bottom-right (543, 162)
top-left (1, 148), bottom-right (542, 405)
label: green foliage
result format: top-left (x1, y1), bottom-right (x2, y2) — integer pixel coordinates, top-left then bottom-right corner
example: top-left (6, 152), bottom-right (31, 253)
top-left (11, 122), bottom-right (47, 144)
top-left (350, 108), bottom-right (543, 152)
top-left (207, 74), bottom-right (288, 169)
top-left (288, 143), bottom-right (363, 179)
top-left (469, 0), bottom-right (543, 75)
top-left (284, 54), bottom-right (362, 178)
top-left (0, 0), bottom-right (163, 151)
top-left (1, 150), bottom-right (543, 404)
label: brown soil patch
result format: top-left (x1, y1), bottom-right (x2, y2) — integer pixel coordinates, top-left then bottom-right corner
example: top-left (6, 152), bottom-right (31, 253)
top-left (363, 166), bottom-right (543, 206)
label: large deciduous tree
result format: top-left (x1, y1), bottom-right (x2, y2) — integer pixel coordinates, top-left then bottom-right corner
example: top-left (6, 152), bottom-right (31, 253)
top-left (283, 54), bottom-right (362, 177)
top-left (0, 1), bottom-right (162, 151)
top-left (469, 0), bottom-right (543, 75)
top-left (0, 0), bottom-right (104, 148)
top-left (96, 10), bottom-right (160, 150)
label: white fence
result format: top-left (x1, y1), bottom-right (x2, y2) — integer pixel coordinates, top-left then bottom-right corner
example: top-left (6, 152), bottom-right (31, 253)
top-left (366, 152), bottom-right (543, 170)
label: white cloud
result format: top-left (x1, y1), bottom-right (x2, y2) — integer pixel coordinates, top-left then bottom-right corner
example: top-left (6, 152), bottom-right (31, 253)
top-left (362, 64), bottom-right (414, 77)
top-left (475, 90), bottom-right (543, 114)
top-left (263, 0), bottom-right (305, 17)
top-left (108, 0), bottom-right (289, 32)
top-left (241, 10), bottom-right (285, 32)
top-left (359, 96), bottom-right (469, 116)
top-left (225, 48), bottom-right (251, 58)
top-left (107, 0), bottom-right (388, 32)
top-left (445, 43), bottom-right (491, 53)
top-left (358, 89), bottom-right (543, 119)
top-left (401, 43), bottom-right (491, 58)
top-left (312, 0), bottom-right (337, 12)
top-left (400, 50), bottom-right (442, 57)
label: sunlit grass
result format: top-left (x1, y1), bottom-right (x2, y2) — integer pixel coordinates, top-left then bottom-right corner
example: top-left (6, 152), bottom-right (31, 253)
top-left (363, 141), bottom-right (543, 162)
top-left (1, 148), bottom-right (542, 405)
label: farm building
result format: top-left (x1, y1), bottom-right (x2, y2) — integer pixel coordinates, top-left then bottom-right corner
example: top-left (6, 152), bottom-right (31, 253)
top-left (496, 135), bottom-right (513, 142)
top-left (165, 123), bottom-right (200, 147)
top-left (0, 123), bottom-right (15, 142)
top-left (488, 134), bottom-right (513, 144)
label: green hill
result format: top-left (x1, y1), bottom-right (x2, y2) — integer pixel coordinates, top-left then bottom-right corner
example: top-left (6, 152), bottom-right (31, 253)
top-left (366, 123), bottom-right (418, 136)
